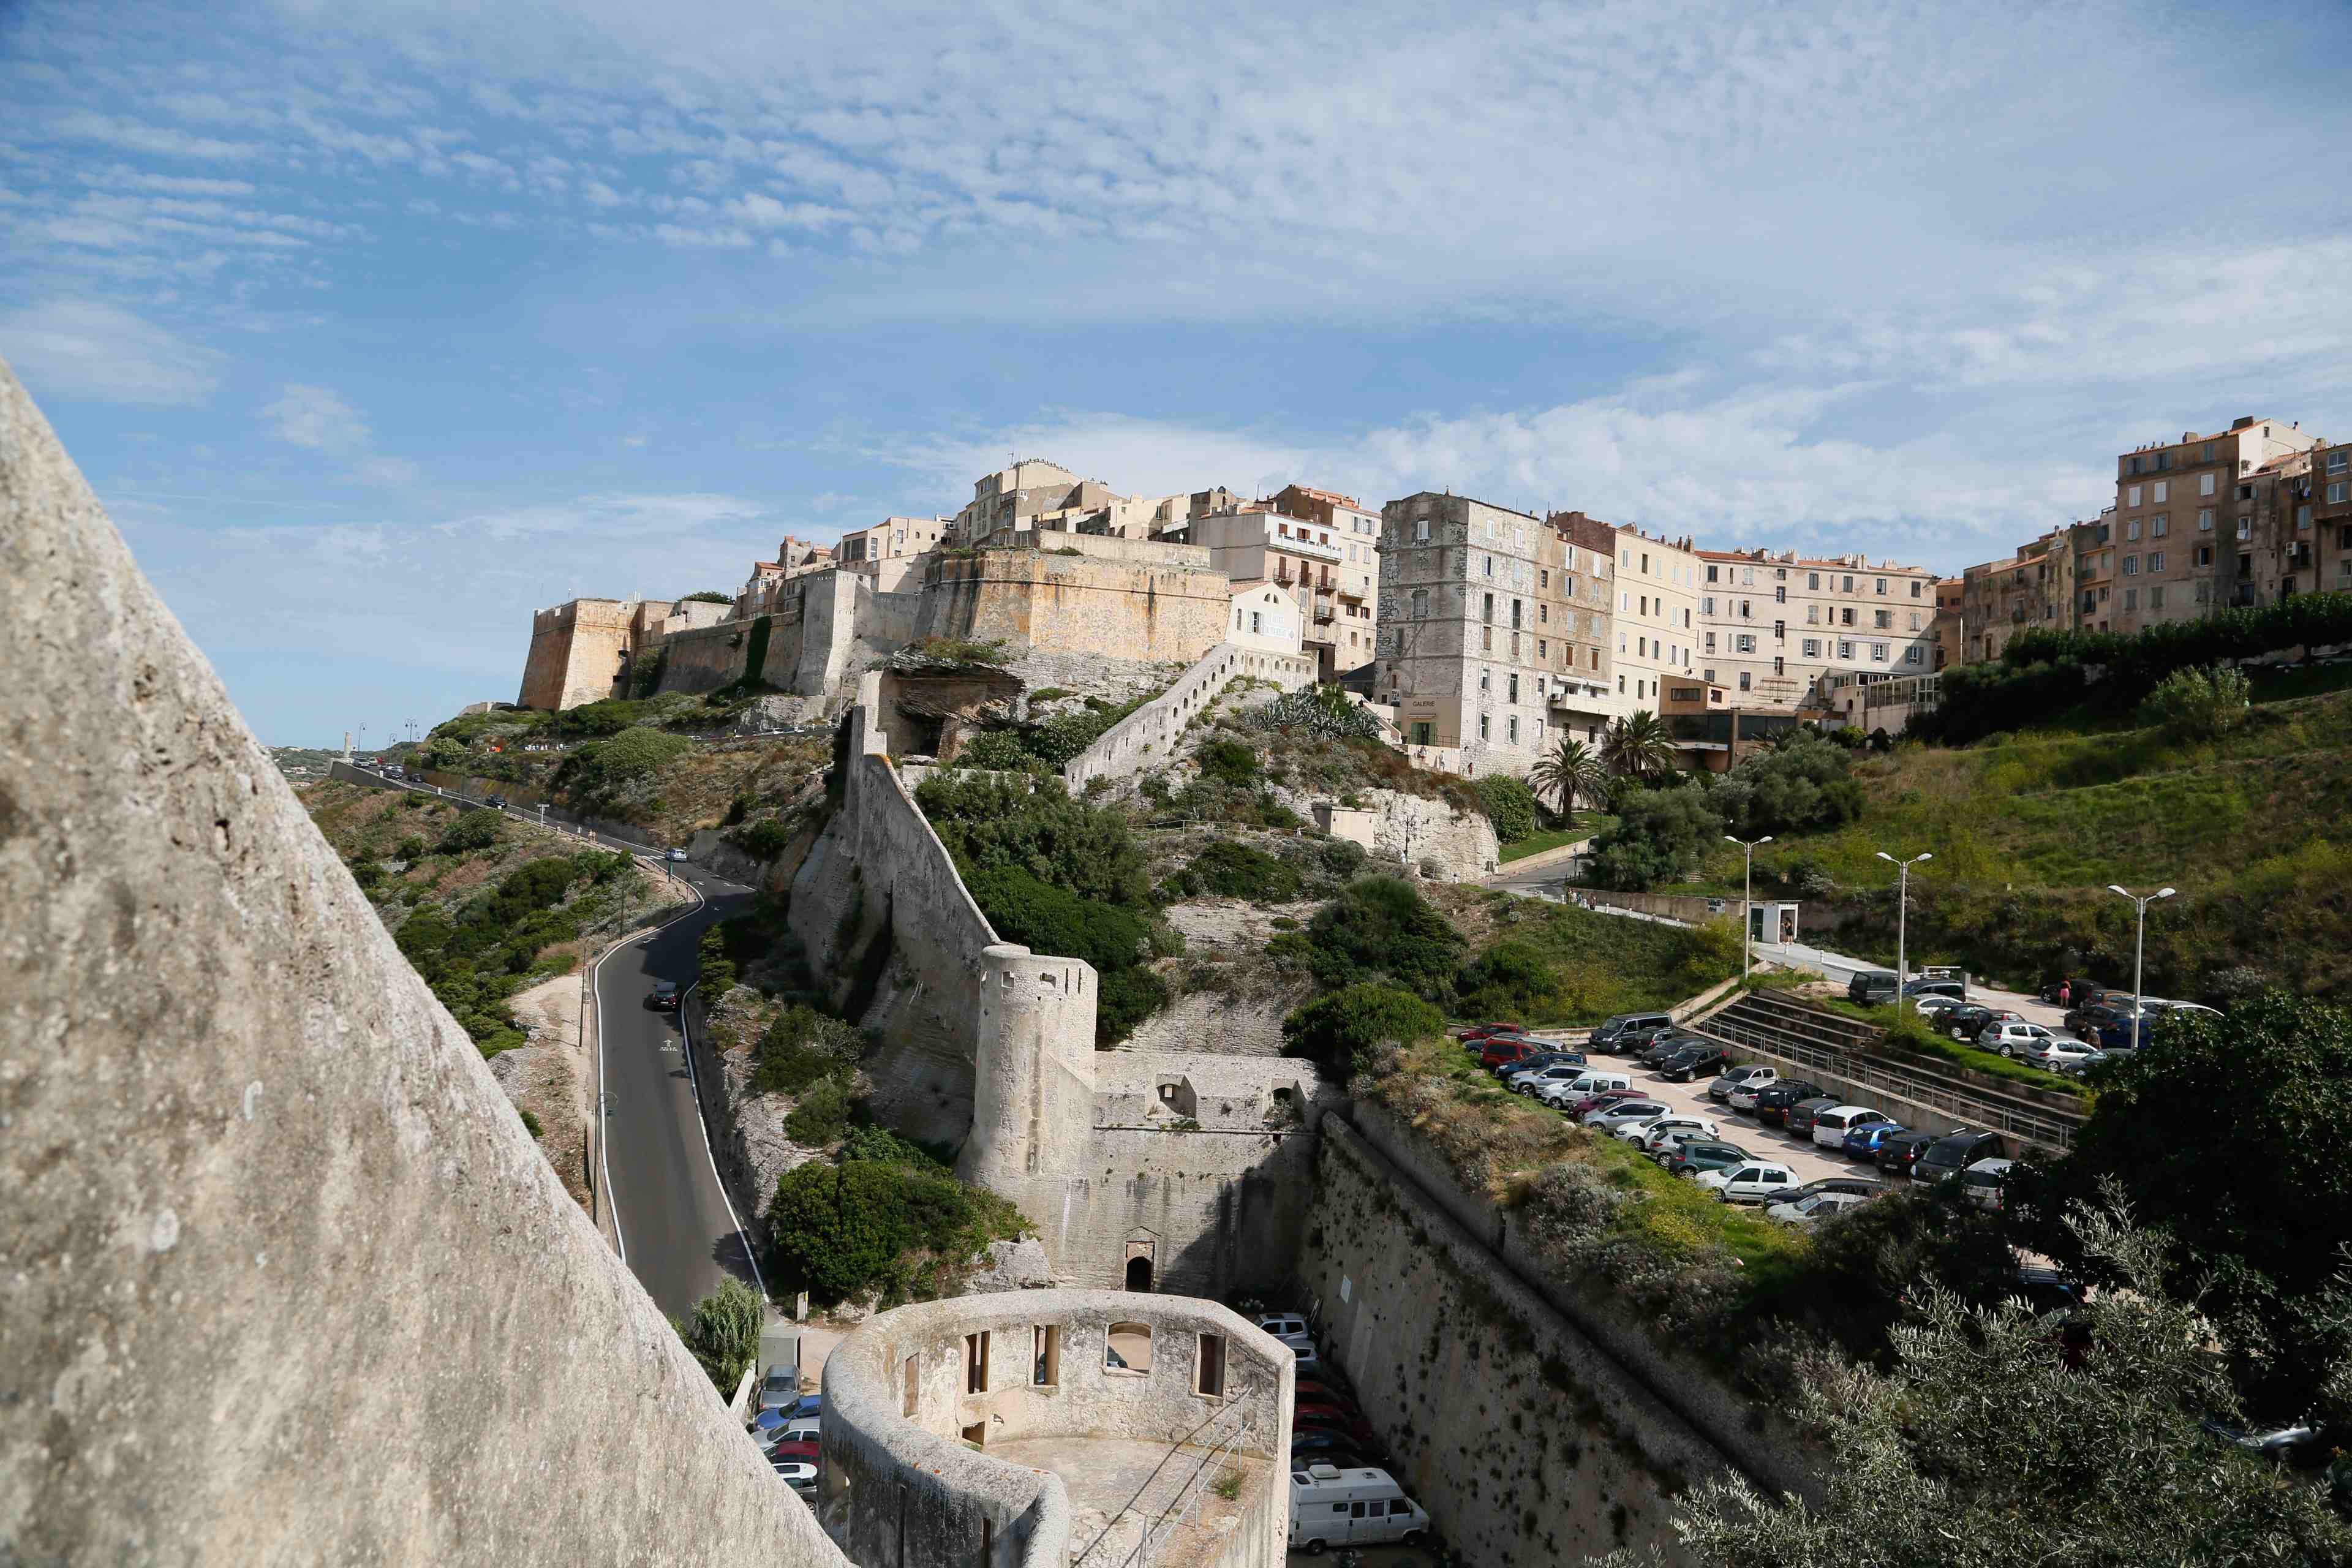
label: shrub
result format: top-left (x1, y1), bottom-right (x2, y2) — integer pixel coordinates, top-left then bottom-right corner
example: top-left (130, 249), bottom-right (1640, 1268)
top-left (1276, 877), bottom-right (1466, 1001)
top-left (1281, 983), bottom-right (1445, 1074)
top-left (754, 1004), bottom-right (866, 1095)
top-left (1194, 737), bottom-right (1262, 788)
top-left (953, 729), bottom-right (1039, 771)
top-left (698, 924), bottom-right (737, 995)
top-left (917, 772), bottom-right (1150, 908)
top-left (671, 1276), bottom-right (764, 1392)
top-left (965, 865), bottom-right (1164, 1044)
top-left (1453, 938), bottom-right (1566, 1019)
top-left (1169, 840), bottom-right (1303, 902)
top-left (554, 725), bottom-right (695, 813)
top-left (2138, 663), bottom-right (2251, 739)
top-left (785, 1072), bottom-right (855, 1145)
top-left (518, 1107), bottom-right (544, 1139)
top-left (768, 1152), bottom-right (1028, 1303)
top-left (681, 589), bottom-right (733, 603)
top-left (725, 818), bottom-right (796, 860)
top-left (1476, 775), bottom-right (1540, 843)
top-left (435, 809), bottom-right (503, 854)
top-left (1586, 784), bottom-right (1722, 890)
top-left (1245, 684), bottom-right (1384, 741)
top-left (394, 835), bottom-right (428, 862)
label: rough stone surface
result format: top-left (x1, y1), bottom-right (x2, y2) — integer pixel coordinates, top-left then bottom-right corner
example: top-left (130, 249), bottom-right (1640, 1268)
top-left (1271, 783), bottom-right (1498, 881)
top-left (0, 358), bottom-right (845, 1567)
top-left (733, 692), bottom-right (829, 733)
top-left (960, 1237), bottom-right (1055, 1294)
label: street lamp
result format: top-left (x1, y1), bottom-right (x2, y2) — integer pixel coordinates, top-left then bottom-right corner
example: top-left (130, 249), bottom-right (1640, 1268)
top-left (2107, 884), bottom-right (2175, 1036)
top-left (1874, 850), bottom-right (1934, 1021)
top-left (1724, 834), bottom-right (1773, 980)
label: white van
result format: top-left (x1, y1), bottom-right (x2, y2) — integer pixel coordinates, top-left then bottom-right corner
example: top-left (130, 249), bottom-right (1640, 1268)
top-left (1537, 1071), bottom-right (1630, 1108)
top-left (1289, 1466), bottom-right (1431, 1553)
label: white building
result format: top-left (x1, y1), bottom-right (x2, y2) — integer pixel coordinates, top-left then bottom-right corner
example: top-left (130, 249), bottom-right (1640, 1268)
top-left (1227, 582), bottom-right (1303, 656)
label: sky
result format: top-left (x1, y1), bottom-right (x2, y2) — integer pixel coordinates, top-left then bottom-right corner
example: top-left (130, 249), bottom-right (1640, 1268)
top-left (5, 0), bottom-right (2350, 745)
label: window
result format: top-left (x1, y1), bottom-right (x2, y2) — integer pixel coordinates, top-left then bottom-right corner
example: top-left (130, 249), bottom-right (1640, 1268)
top-left (2199, 473), bottom-right (2217, 497)
top-left (2332, 451), bottom-right (2350, 475)
top-left (1908, 611), bottom-right (1921, 631)
top-left (1033, 1326), bottom-right (1061, 1387)
top-left (1871, 642), bottom-right (1889, 660)
top-left (2153, 481), bottom-right (2168, 502)
top-left (1410, 589), bottom-right (1428, 618)
top-left (1738, 671), bottom-right (1751, 691)
top-left (2330, 483), bottom-right (2352, 505)
top-left (2296, 505), bottom-right (2312, 530)
top-left (1704, 631), bottom-right (1716, 652)
top-left (2152, 513), bottom-right (2168, 537)
top-left (2126, 519), bottom-right (2141, 541)
top-left (1507, 716), bottom-right (1520, 743)
top-left (1905, 646), bottom-right (1923, 665)
top-left (1537, 638), bottom-right (1547, 658)
top-left (1482, 592), bottom-right (1494, 622)
top-left (1773, 619), bottom-right (1785, 639)
top-left (2126, 485), bottom-right (2142, 507)
top-left (1875, 577), bottom-right (1887, 595)
top-left (1479, 669), bottom-right (1491, 693)
top-left (1481, 627), bottom-right (1492, 652)
top-left (1806, 605), bottom-right (1820, 624)
top-left (1507, 674), bottom-right (1519, 704)
top-left (1838, 640), bottom-right (1853, 659)
top-left (1250, 612), bottom-right (1262, 635)
top-left (1479, 714), bottom-right (1491, 741)
top-left (1803, 638), bottom-right (1820, 657)
top-left (2122, 556), bottom-right (2138, 576)
top-left (2149, 586), bottom-right (2166, 609)
top-left (2149, 551), bottom-right (2165, 573)
top-left (1706, 564), bottom-right (1720, 583)
top-left (903, 1355), bottom-right (920, 1417)
top-left (1539, 568), bottom-right (1549, 590)
top-left (1736, 634), bottom-right (1756, 652)
top-left (1511, 598), bottom-right (1523, 628)
top-left (2198, 508), bottom-right (2215, 532)
top-left (965, 1331), bottom-right (990, 1393)
top-left (1874, 610), bottom-right (1891, 629)
top-left (1483, 555), bottom-right (1494, 578)
top-left (2123, 587), bottom-right (2137, 611)
top-left (1106, 1323), bottom-right (1152, 1373)
top-left (1412, 517), bottom-right (1429, 542)
top-left (1843, 575), bottom-right (1855, 594)
top-left (1774, 586), bottom-right (1786, 603)
top-left (1539, 603), bottom-right (1548, 624)
top-left (1841, 608), bottom-right (1855, 627)
top-left (1807, 572), bottom-right (1820, 590)
top-left (2237, 517), bottom-right (2253, 540)
top-left (1195, 1333), bottom-right (1226, 1398)
top-left (1701, 595), bottom-right (1714, 615)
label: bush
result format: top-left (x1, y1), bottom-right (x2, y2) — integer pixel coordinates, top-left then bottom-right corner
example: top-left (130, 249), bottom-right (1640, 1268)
top-left (698, 924), bottom-right (737, 995)
top-left (965, 865), bottom-right (1164, 1044)
top-left (952, 729), bottom-right (1041, 771)
top-left (1245, 684), bottom-right (1385, 741)
top-left (1167, 840), bottom-right (1303, 902)
top-left (2138, 663), bottom-right (2251, 739)
top-left (1476, 775), bottom-right (1540, 843)
top-left (785, 1073), bottom-right (854, 1145)
top-left (435, 809), bottom-right (504, 855)
top-left (394, 835), bottom-right (428, 862)
top-left (1273, 877), bottom-right (1466, 1001)
top-left (1586, 783), bottom-right (1722, 891)
top-left (768, 1152), bottom-right (1028, 1304)
top-left (554, 725), bottom-right (695, 813)
top-left (754, 1004), bottom-right (866, 1094)
top-left (681, 589), bottom-right (733, 604)
top-left (917, 772), bottom-right (1150, 908)
top-left (1453, 938), bottom-right (1566, 1019)
top-left (725, 818), bottom-right (796, 860)
top-left (1282, 983), bottom-right (1446, 1074)
top-left (670, 1276), bottom-right (764, 1393)
top-left (1194, 738), bottom-right (1262, 788)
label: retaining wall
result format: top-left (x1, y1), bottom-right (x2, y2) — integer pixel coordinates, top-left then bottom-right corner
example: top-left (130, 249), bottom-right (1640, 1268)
top-left (1064, 641), bottom-right (1316, 790)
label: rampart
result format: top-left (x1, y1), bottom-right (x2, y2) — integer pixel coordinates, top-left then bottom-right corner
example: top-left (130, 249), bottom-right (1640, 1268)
top-left (1, 356), bottom-right (840, 1564)
top-left (1063, 642), bottom-right (1317, 790)
top-left (818, 1291), bottom-right (1292, 1568)
top-left (922, 542), bottom-right (1232, 664)
top-left (518, 596), bottom-right (638, 709)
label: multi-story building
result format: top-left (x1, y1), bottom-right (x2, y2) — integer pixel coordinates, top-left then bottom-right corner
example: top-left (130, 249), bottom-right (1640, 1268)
top-left (1177, 504), bottom-right (1374, 676)
top-left (1959, 526), bottom-right (2079, 663)
top-left (1373, 492), bottom-right (1613, 777)
top-left (1611, 529), bottom-right (1702, 712)
top-left (1542, 511), bottom-right (1620, 742)
top-left (1697, 550), bottom-right (1940, 703)
top-left (1931, 578), bottom-right (1964, 669)
top-left (2310, 442), bottom-right (2352, 598)
top-left (2109, 415), bottom-right (2321, 631)
top-left (838, 516), bottom-right (948, 567)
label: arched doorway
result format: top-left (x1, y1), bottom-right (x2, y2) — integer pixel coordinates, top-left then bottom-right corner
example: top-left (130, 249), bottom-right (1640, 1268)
top-left (1125, 1255), bottom-right (1153, 1292)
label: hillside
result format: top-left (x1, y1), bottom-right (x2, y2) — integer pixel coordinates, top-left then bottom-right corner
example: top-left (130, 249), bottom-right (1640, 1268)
top-left (1671, 681), bottom-right (2352, 1001)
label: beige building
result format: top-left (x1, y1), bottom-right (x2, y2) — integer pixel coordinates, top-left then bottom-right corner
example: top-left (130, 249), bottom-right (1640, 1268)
top-left (1374, 493), bottom-right (1614, 777)
top-left (2109, 415), bottom-right (2321, 632)
top-left (1612, 529), bottom-right (1702, 711)
top-left (2309, 442), bottom-right (2352, 598)
top-left (1176, 502), bottom-right (1376, 677)
top-left (1959, 526), bottom-right (2081, 663)
top-left (839, 516), bottom-right (948, 566)
top-left (1227, 581), bottom-right (1304, 657)
top-left (1698, 549), bottom-right (1940, 704)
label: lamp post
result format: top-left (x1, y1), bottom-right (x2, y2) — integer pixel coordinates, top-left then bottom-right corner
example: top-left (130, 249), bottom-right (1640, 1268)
top-left (2106, 884), bottom-right (2175, 1038)
top-left (1724, 834), bottom-right (1773, 980)
top-left (1874, 850), bottom-right (1934, 1021)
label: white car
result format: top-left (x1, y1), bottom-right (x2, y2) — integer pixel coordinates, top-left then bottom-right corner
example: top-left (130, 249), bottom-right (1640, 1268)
top-left (1811, 1106), bottom-right (1896, 1150)
top-left (772, 1458), bottom-right (818, 1496)
top-left (1619, 1113), bottom-right (1719, 1151)
top-left (1695, 1161), bottom-right (1799, 1205)
top-left (1539, 1072), bottom-right (1630, 1108)
top-left (1765, 1191), bottom-right (1870, 1226)
top-left (666, 848), bottom-right (689, 862)
top-left (1708, 1065), bottom-right (1775, 1104)
top-left (1284, 1338), bottom-right (1320, 1369)
top-left (2024, 1039), bottom-right (2107, 1073)
top-left (1960, 1157), bottom-right (2015, 1210)
top-left (1909, 994), bottom-right (1962, 1016)
top-left (1978, 1021), bottom-right (2058, 1058)
top-left (1584, 1099), bottom-right (1670, 1131)
top-left (1257, 1314), bottom-right (1309, 1340)
top-left (1725, 1077), bottom-right (1780, 1111)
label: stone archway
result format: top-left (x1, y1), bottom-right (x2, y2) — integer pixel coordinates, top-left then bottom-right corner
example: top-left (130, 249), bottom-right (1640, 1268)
top-left (1124, 1254), bottom-right (1153, 1292)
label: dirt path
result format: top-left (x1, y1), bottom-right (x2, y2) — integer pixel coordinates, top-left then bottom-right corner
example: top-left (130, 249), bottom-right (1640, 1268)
top-left (494, 972), bottom-right (592, 1210)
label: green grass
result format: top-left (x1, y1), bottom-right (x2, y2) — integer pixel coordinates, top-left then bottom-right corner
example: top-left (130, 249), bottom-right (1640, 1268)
top-left (1452, 894), bottom-right (1741, 1027)
top-left (1813, 998), bottom-right (2082, 1095)
top-left (1498, 813), bottom-right (1615, 862)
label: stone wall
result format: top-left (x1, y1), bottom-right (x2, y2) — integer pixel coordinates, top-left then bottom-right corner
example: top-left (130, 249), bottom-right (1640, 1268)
top-left (1, 356), bottom-right (841, 1565)
top-left (1063, 641), bottom-right (1317, 790)
top-left (818, 1291), bottom-right (1292, 1568)
top-left (1301, 1120), bottom-right (1726, 1567)
top-left (655, 615), bottom-right (756, 695)
top-left (518, 597), bottom-right (636, 709)
top-left (922, 546), bottom-right (1234, 665)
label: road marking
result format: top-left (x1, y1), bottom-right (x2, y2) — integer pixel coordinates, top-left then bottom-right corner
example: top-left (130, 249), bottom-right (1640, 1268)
top-left (679, 971), bottom-right (770, 1305)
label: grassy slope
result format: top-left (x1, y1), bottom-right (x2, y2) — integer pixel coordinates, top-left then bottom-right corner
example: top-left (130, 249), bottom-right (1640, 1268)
top-left (1431, 884), bottom-right (1741, 1028)
top-left (1671, 682), bottom-right (2352, 998)
top-left (1497, 812), bottom-right (1615, 862)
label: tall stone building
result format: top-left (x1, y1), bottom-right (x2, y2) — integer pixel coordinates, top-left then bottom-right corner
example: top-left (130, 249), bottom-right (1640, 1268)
top-left (1373, 492), bottom-right (1613, 777)
top-left (1610, 528), bottom-right (1702, 710)
top-left (1959, 526), bottom-right (2083, 663)
top-left (1698, 549), bottom-right (1940, 704)
top-left (2310, 442), bottom-right (2352, 598)
top-left (2109, 415), bottom-right (2320, 632)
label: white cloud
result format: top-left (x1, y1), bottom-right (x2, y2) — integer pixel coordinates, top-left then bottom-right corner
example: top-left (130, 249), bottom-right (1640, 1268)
top-left (351, 455), bottom-right (421, 486)
top-left (265, 383), bottom-right (369, 449)
top-left (0, 299), bottom-right (219, 405)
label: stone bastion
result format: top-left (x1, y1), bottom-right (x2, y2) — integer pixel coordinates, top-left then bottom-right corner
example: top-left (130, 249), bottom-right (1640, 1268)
top-left (818, 1290), bottom-right (1295, 1568)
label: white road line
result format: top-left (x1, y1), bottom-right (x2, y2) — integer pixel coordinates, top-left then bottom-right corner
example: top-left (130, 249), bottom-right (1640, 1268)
top-left (678, 970), bottom-right (770, 1305)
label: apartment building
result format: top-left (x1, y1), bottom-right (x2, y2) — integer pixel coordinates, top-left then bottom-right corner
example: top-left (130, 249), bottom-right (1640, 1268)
top-left (1697, 549), bottom-right (1940, 703)
top-left (2310, 442), bottom-right (2352, 598)
top-left (1613, 529), bottom-right (1702, 711)
top-left (1542, 511), bottom-right (1621, 742)
top-left (1959, 526), bottom-right (2081, 663)
top-left (1374, 492), bottom-right (1613, 777)
top-left (1180, 503), bottom-right (1377, 676)
top-left (2108, 415), bottom-right (2321, 632)
top-left (1932, 578), bottom-right (1964, 669)
top-left (1270, 484), bottom-right (1383, 676)
top-left (839, 516), bottom-right (948, 565)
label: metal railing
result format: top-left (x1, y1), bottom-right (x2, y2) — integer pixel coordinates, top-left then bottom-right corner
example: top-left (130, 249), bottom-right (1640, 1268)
top-left (1073, 1381), bottom-right (1262, 1568)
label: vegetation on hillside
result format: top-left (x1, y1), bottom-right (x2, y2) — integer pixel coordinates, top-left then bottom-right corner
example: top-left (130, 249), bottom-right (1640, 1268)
top-left (671, 1277), bottom-right (764, 1395)
top-left (767, 1128), bottom-right (1027, 1306)
top-left (1586, 735), bottom-right (1863, 890)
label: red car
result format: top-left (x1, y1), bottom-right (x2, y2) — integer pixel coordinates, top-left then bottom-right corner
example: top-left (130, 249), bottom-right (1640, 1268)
top-left (1563, 1088), bottom-right (1646, 1119)
top-left (1479, 1039), bottom-right (1547, 1071)
top-left (1458, 1023), bottom-right (1525, 1044)
top-left (765, 1439), bottom-right (820, 1463)
top-left (1294, 1408), bottom-right (1376, 1443)
top-left (1295, 1378), bottom-right (1355, 1408)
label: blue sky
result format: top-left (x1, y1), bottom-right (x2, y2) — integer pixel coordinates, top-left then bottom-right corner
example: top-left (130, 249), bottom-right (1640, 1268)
top-left (6, 0), bottom-right (2350, 744)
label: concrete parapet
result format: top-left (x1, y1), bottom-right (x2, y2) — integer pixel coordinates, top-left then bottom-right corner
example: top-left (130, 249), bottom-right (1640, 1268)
top-left (819, 1290), bottom-right (1292, 1568)
top-left (1063, 642), bottom-right (1316, 790)
top-left (0, 356), bottom-right (842, 1564)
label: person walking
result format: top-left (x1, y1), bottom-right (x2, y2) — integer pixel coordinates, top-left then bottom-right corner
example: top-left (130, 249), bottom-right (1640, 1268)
top-left (2057, 979), bottom-right (2072, 1008)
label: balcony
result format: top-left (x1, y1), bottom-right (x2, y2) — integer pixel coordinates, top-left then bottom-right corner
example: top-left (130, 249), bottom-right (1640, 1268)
top-left (1312, 595), bottom-right (1336, 624)
top-left (1268, 530), bottom-right (1343, 564)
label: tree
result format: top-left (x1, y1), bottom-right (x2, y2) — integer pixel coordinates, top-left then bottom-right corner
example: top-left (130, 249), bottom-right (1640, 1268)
top-left (2032, 994), bottom-right (2352, 1420)
top-left (1281, 983), bottom-right (1445, 1074)
top-left (1603, 710), bottom-right (1678, 781)
top-left (1584, 784), bottom-right (1721, 891)
top-left (1474, 774), bottom-right (1539, 843)
top-left (1270, 876), bottom-right (1467, 1000)
top-left (2139, 662), bottom-right (2252, 739)
top-left (1606, 1202), bottom-right (2352, 1568)
top-left (680, 590), bottom-right (733, 604)
top-left (671, 1276), bottom-right (765, 1394)
top-left (1528, 736), bottom-right (1607, 815)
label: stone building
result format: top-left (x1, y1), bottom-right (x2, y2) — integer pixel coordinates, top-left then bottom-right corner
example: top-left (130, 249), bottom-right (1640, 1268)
top-left (1699, 549), bottom-right (1940, 704)
top-left (1959, 526), bottom-right (2083, 663)
top-left (1176, 500), bottom-right (1376, 677)
top-left (2109, 415), bottom-right (2321, 632)
top-left (2310, 442), bottom-right (2352, 598)
top-left (1374, 492), bottom-right (1613, 778)
top-left (1613, 527), bottom-right (1703, 711)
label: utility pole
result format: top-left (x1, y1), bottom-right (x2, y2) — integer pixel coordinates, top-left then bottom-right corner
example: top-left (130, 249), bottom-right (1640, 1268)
top-left (1875, 850), bottom-right (1934, 1022)
top-left (1724, 834), bottom-right (1772, 980)
top-left (2107, 884), bottom-right (2175, 1041)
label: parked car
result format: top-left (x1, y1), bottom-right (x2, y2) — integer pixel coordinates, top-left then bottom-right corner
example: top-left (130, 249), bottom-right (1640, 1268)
top-left (755, 1365), bottom-right (799, 1414)
top-left (1709, 1064), bottom-right (1776, 1104)
top-left (1907, 993), bottom-right (1963, 1017)
top-left (1257, 1314), bottom-right (1311, 1340)
top-left (1664, 1141), bottom-right (1754, 1177)
top-left (647, 979), bottom-right (680, 1011)
top-left (1782, 1174), bottom-right (1882, 1204)
top-left (1811, 1105), bottom-right (1896, 1150)
top-left (1562, 1087), bottom-right (1649, 1119)
top-left (2026, 1038), bottom-right (2108, 1073)
top-left (1585, 1099), bottom-right (1672, 1132)
top-left (1847, 970), bottom-right (1899, 1006)
top-left (1589, 1011), bottom-right (1675, 1054)
top-left (1960, 1157), bottom-right (2015, 1210)
top-left (2066, 998), bottom-right (2140, 1036)
top-left (766, 1439), bottom-right (820, 1464)
top-left (1783, 1097), bottom-right (1842, 1141)
top-left (1875, 1129), bottom-right (1942, 1179)
top-left (666, 847), bottom-right (689, 862)
top-left (1913, 1128), bottom-right (2005, 1189)
top-left (1977, 1020), bottom-right (2058, 1058)
top-left (1620, 1113), bottom-right (1719, 1151)
top-left (1765, 1191), bottom-right (1870, 1226)
top-left (1752, 1080), bottom-right (1826, 1126)
top-left (1657, 1042), bottom-right (1735, 1082)
top-left (1477, 1038), bottom-right (1548, 1072)
top-left (2040, 976), bottom-right (2100, 1005)
top-left (2149, 999), bottom-right (2223, 1025)
top-left (1295, 1405), bottom-right (1375, 1443)
top-left (1287, 1466), bottom-right (1432, 1552)
top-left (1538, 1071), bottom-right (1632, 1109)
top-left (1939, 1004), bottom-right (2022, 1041)
top-left (1459, 1022), bottom-right (1526, 1042)
top-left (1696, 1161), bottom-right (1800, 1204)
top-left (1902, 978), bottom-right (1967, 1003)
top-left (484, 793), bottom-right (507, 809)
top-left (771, 1458), bottom-right (818, 1495)
top-left (1500, 1052), bottom-right (1588, 1088)
top-left (1285, 1340), bottom-right (1321, 1370)
top-left (1841, 1120), bottom-right (1912, 1161)
top-left (1640, 1031), bottom-right (1716, 1069)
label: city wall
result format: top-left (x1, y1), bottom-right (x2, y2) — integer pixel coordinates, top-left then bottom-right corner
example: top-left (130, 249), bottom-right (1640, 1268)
top-left (1, 357), bottom-right (840, 1566)
top-left (518, 597), bottom-right (636, 709)
top-left (1063, 641), bottom-right (1316, 790)
top-left (922, 544), bottom-right (1232, 665)
top-left (819, 1292), bottom-right (1291, 1568)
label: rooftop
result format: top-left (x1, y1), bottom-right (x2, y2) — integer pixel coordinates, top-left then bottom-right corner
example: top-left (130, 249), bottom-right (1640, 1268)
top-left (987, 1436), bottom-right (1273, 1568)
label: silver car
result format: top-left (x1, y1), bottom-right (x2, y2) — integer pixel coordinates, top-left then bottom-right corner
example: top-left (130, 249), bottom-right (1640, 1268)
top-left (1584, 1099), bottom-right (1670, 1131)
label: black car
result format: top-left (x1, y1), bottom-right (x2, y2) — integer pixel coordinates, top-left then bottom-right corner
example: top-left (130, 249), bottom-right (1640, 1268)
top-left (1875, 1129), bottom-right (1941, 1179)
top-left (647, 979), bottom-right (680, 1011)
top-left (1912, 1128), bottom-right (2005, 1188)
top-left (1784, 1174), bottom-right (1882, 1204)
top-left (1784, 1097), bottom-right (1841, 1141)
top-left (1637, 1032), bottom-right (1706, 1069)
top-left (1753, 1080), bottom-right (1826, 1126)
top-left (484, 794), bottom-right (507, 809)
top-left (1657, 1042), bottom-right (1734, 1082)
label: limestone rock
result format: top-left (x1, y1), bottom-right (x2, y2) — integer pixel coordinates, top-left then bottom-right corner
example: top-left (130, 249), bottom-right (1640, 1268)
top-left (961, 1237), bottom-right (1055, 1294)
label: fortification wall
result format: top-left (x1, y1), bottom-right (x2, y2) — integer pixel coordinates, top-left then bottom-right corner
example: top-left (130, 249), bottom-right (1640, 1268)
top-left (819, 1291), bottom-right (1291, 1568)
top-left (923, 549), bottom-right (1232, 665)
top-left (0, 357), bottom-right (842, 1566)
top-left (518, 597), bottom-right (635, 710)
top-left (1301, 1119), bottom-right (1722, 1567)
top-left (1063, 641), bottom-right (1316, 790)
top-left (655, 616), bottom-right (756, 695)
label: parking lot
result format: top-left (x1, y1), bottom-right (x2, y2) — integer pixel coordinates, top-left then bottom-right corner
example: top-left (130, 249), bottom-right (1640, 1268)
top-left (1571, 1057), bottom-right (1867, 1186)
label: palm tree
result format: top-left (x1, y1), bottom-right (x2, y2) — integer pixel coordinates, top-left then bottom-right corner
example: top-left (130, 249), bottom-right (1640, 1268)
top-left (1602, 710), bottom-right (1678, 782)
top-left (1528, 736), bottom-right (1606, 815)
